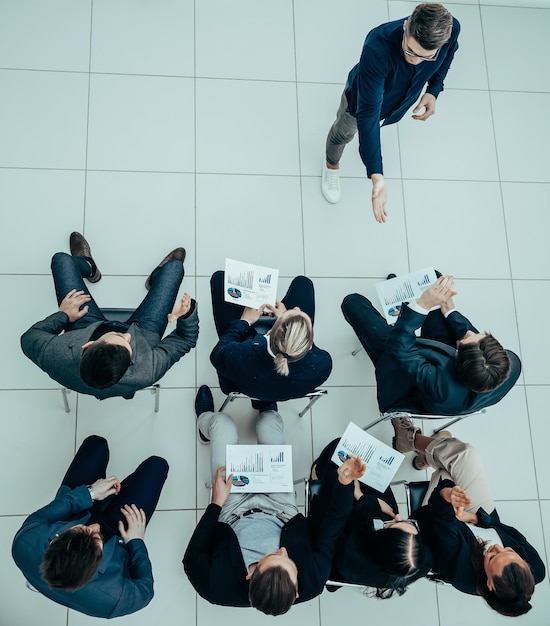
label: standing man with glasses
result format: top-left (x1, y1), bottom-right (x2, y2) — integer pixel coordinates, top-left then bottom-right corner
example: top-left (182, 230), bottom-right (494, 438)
top-left (321, 3), bottom-right (459, 222)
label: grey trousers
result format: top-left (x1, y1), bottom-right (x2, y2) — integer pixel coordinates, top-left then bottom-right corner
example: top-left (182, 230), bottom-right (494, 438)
top-left (325, 88), bottom-right (358, 166)
top-left (422, 437), bottom-right (495, 514)
top-left (198, 410), bottom-right (299, 524)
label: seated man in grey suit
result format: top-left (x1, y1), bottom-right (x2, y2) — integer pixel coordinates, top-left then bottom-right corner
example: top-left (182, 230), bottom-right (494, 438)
top-left (342, 274), bottom-right (521, 419)
top-left (21, 232), bottom-right (199, 400)
top-left (12, 435), bottom-right (168, 619)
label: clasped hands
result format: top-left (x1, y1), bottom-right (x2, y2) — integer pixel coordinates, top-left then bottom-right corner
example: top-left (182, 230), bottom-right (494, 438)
top-left (417, 274), bottom-right (457, 312)
top-left (441, 485), bottom-right (476, 522)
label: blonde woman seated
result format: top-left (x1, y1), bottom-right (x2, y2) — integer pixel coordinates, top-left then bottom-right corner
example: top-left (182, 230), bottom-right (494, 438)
top-left (209, 271), bottom-right (332, 410)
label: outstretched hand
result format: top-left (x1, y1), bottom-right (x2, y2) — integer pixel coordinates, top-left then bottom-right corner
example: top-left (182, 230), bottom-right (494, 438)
top-left (337, 455), bottom-right (366, 485)
top-left (371, 175), bottom-right (388, 223)
top-left (59, 289), bottom-right (91, 322)
top-left (118, 504), bottom-right (147, 543)
top-left (168, 292), bottom-right (191, 323)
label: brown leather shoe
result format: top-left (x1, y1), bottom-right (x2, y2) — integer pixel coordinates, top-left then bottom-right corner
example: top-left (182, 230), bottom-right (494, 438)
top-left (145, 247), bottom-right (186, 290)
top-left (69, 231), bottom-right (101, 283)
top-left (412, 430), bottom-right (452, 470)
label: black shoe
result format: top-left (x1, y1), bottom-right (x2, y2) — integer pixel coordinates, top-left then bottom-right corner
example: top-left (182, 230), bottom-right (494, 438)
top-left (145, 247), bottom-right (186, 291)
top-left (251, 399), bottom-right (278, 413)
top-left (195, 385), bottom-right (214, 444)
top-left (386, 273), bottom-right (396, 280)
top-left (70, 232), bottom-right (101, 283)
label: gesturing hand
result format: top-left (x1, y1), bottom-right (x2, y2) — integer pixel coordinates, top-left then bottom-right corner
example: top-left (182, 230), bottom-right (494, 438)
top-left (263, 301), bottom-right (287, 319)
top-left (240, 305), bottom-right (266, 325)
top-left (417, 275), bottom-right (457, 311)
top-left (168, 292), bottom-right (191, 323)
top-left (91, 476), bottom-right (121, 501)
top-left (59, 289), bottom-right (91, 322)
top-left (118, 504), bottom-right (147, 543)
top-left (337, 455), bottom-right (366, 485)
top-left (211, 466), bottom-right (234, 508)
top-left (412, 93), bottom-right (436, 121)
top-left (441, 485), bottom-right (473, 520)
top-left (371, 175), bottom-right (388, 224)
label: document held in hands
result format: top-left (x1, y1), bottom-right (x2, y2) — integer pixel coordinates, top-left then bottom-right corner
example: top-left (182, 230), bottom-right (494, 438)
top-left (224, 258), bottom-right (279, 308)
top-left (331, 422), bottom-right (404, 492)
top-left (226, 445), bottom-right (294, 493)
top-left (376, 266), bottom-right (438, 324)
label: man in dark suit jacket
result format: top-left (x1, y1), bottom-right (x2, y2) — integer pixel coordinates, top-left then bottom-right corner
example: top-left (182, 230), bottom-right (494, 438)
top-left (342, 274), bottom-right (521, 415)
top-left (21, 232), bottom-right (199, 400)
top-left (183, 386), bottom-right (365, 615)
top-left (12, 436), bottom-right (168, 619)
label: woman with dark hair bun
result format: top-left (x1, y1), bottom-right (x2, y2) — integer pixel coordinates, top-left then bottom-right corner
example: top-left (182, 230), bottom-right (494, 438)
top-left (392, 418), bottom-right (547, 616)
top-left (308, 438), bottom-right (432, 598)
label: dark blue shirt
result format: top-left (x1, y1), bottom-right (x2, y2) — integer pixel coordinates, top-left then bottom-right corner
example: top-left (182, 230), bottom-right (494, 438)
top-left (345, 17), bottom-right (460, 176)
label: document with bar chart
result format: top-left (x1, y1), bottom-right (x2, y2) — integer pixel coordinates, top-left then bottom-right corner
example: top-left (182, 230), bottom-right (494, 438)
top-left (330, 422), bottom-right (404, 492)
top-left (224, 258), bottom-right (279, 308)
top-left (375, 266), bottom-right (438, 324)
top-left (226, 445), bottom-right (293, 493)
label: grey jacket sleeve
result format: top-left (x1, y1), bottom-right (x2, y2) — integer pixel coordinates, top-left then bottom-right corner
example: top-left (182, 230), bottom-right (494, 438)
top-left (20, 311), bottom-right (71, 368)
top-left (150, 301), bottom-right (199, 380)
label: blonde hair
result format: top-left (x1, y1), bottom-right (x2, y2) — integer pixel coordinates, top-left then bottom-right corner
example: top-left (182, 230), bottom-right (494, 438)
top-left (269, 312), bottom-right (313, 376)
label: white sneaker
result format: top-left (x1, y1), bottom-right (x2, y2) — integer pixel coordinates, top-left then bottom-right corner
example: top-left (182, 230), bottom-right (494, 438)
top-left (321, 160), bottom-right (341, 203)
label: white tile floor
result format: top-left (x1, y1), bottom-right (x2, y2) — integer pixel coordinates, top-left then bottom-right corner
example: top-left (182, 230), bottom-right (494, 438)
top-left (1, 0), bottom-right (549, 624)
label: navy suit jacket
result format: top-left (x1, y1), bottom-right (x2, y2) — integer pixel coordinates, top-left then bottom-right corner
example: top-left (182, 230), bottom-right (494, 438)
top-left (376, 304), bottom-right (521, 414)
top-left (415, 479), bottom-right (546, 594)
top-left (210, 319), bottom-right (332, 401)
top-left (345, 17), bottom-right (460, 176)
top-left (12, 485), bottom-right (154, 618)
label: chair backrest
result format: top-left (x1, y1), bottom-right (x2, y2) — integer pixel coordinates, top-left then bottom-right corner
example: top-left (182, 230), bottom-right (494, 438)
top-left (405, 481), bottom-right (430, 516)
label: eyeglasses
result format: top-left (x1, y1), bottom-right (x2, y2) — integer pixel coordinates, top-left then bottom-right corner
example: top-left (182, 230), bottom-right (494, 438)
top-left (384, 518), bottom-right (419, 531)
top-left (402, 31), bottom-right (440, 62)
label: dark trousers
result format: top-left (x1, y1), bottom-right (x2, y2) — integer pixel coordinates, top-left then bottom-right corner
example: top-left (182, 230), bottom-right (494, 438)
top-left (59, 435), bottom-right (168, 541)
top-left (210, 270), bottom-right (316, 338)
top-left (51, 252), bottom-right (184, 336)
top-left (341, 293), bottom-right (460, 367)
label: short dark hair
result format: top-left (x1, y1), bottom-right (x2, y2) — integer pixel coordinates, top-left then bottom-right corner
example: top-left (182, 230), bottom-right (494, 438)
top-left (40, 527), bottom-right (103, 591)
top-left (79, 342), bottom-right (131, 389)
top-left (407, 3), bottom-right (453, 50)
top-left (368, 527), bottom-right (432, 598)
top-left (456, 333), bottom-right (511, 392)
top-left (248, 564), bottom-right (297, 615)
top-left (471, 539), bottom-right (535, 617)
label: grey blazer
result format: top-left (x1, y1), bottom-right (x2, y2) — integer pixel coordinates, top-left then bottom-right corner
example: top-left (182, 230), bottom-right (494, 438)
top-left (12, 485), bottom-right (154, 619)
top-left (20, 305), bottom-right (199, 399)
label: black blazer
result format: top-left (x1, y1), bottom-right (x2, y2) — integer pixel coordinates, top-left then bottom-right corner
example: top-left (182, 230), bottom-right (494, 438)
top-left (376, 305), bottom-right (521, 414)
top-left (415, 479), bottom-right (546, 595)
top-left (210, 319), bottom-right (332, 401)
top-left (183, 478), bottom-right (353, 607)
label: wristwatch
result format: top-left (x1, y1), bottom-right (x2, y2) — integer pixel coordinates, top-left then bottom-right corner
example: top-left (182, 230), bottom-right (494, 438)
top-left (87, 485), bottom-right (96, 502)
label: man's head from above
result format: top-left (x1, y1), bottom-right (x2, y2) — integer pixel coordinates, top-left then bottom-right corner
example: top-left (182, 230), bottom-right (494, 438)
top-left (403, 3), bottom-right (453, 63)
top-left (40, 524), bottom-right (103, 591)
top-left (269, 308), bottom-right (314, 377)
top-left (455, 331), bottom-right (511, 392)
top-left (79, 332), bottom-right (132, 389)
top-left (247, 547), bottom-right (299, 615)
